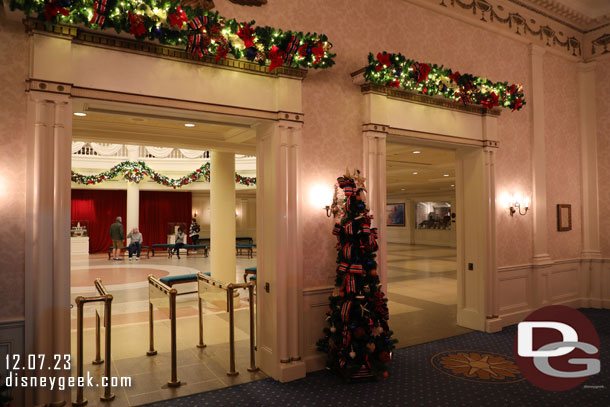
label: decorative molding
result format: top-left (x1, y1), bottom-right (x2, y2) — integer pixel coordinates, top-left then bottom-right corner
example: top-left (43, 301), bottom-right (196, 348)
top-left (24, 19), bottom-right (308, 80)
top-left (592, 33), bottom-right (610, 55)
top-left (439, 0), bottom-right (582, 56)
top-left (229, 0), bottom-right (267, 5)
top-left (508, 0), bottom-right (610, 32)
top-left (360, 83), bottom-right (502, 117)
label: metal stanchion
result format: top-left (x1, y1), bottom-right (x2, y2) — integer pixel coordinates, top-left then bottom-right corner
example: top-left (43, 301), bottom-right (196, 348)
top-left (197, 296), bottom-right (206, 348)
top-left (100, 293), bottom-right (114, 401)
top-left (146, 301), bottom-right (157, 356)
top-left (227, 284), bottom-right (238, 376)
top-left (73, 297), bottom-right (87, 407)
top-left (92, 311), bottom-right (103, 365)
top-left (247, 282), bottom-right (259, 372)
top-left (168, 288), bottom-right (181, 387)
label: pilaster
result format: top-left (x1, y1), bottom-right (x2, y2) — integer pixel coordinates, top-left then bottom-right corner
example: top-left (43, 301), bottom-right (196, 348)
top-left (125, 145), bottom-right (140, 234)
top-left (529, 44), bottom-right (552, 266)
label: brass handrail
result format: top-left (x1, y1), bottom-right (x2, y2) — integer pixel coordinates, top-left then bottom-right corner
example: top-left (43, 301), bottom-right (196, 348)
top-left (146, 275), bottom-right (180, 387)
top-left (196, 272), bottom-right (258, 376)
top-left (73, 279), bottom-right (114, 406)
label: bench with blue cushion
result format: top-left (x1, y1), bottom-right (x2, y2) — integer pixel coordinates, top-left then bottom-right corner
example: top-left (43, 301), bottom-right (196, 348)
top-left (108, 245), bottom-right (150, 259)
top-left (183, 244), bottom-right (209, 257)
top-left (243, 266), bottom-right (257, 283)
top-left (236, 244), bottom-right (255, 258)
top-left (160, 272), bottom-right (211, 295)
top-left (151, 244), bottom-right (175, 256)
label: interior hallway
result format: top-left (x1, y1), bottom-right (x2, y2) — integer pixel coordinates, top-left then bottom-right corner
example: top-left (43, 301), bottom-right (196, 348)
top-left (386, 243), bottom-right (471, 347)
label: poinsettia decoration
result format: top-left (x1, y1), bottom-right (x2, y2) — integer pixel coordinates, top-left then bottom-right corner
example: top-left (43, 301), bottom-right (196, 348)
top-left (71, 161), bottom-right (256, 188)
top-left (10, 0), bottom-right (335, 71)
top-left (365, 52), bottom-right (525, 111)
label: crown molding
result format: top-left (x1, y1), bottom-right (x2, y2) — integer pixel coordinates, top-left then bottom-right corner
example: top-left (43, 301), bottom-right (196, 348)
top-left (512, 0), bottom-right (610, 32)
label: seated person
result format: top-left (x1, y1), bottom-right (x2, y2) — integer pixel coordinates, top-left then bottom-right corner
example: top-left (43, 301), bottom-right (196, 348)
top-left (171, 227), bottom-right (186, 259)
top-left (126, 227), bottom-right (143, 261)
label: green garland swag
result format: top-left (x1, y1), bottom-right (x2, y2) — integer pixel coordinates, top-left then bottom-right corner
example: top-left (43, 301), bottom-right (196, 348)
top-left (365, 52), bottom-right (525, 111)
top-left (10, 0), bottom-right (335, 71)
top-left (71, 161), bottom-right (256, 187)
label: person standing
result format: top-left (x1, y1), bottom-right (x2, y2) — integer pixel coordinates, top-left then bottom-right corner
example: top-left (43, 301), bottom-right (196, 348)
top-left (189, 218), bottom-right (200, 247)
top-left (171, 227), bottom-right (186, 259)
top-left (109, 216), bottom-right (125, 261)
top-left (127, 227), bottom-right (143, 261)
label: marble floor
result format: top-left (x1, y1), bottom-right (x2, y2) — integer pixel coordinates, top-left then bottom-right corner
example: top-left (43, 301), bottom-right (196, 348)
top-left (69, 250), bottom-right (265, 406)
top-left (386, 243), bottom-right (472, 348)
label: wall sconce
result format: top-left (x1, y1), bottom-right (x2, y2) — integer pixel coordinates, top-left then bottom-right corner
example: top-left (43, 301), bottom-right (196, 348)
top-left (509, 196), bottom-right (530, 216)
top-left (193, 211), bottom-right (198, 218)
top-left (309, 184), bottom-right (336, 217)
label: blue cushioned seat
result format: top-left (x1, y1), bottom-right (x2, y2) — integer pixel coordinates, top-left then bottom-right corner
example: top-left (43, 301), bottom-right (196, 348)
top-left (245, 266), bottom-right (257, 272)
top-left (160, 271), bottom-right (211, 286)
top-left (248, 275), bottom-right (257, 280)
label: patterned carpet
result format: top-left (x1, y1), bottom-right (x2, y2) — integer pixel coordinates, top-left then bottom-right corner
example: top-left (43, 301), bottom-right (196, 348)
top-left (143, 308), bottom-right (609, 407)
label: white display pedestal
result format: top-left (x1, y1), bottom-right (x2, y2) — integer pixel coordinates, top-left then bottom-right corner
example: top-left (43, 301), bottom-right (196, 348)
top-left (71, 236), bottom-right (89, 255)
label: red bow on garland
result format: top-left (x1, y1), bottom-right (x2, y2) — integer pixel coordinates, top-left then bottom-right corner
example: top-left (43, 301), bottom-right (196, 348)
top-left (268, 45), bottom-right (285, 71)
top-left (376, 52), bottom-right (391, 72)
top-left (411, 62), bottom-right (431, 83)
top-left (481, 92), bottom-right (499, 109)
top-left (90, 0), bottom-right (108, 25)
top-left (128, 11), bottom-right (147, 38)
top-left (169, 6), bottom-right (188, 28)
top-left (311, 45), bottom-right (325, 64)
top-left (449, 71), bottom-right (461, 83)
top-left (44, 0), bottom-right (70, 21)
top-left (512, 98), bottom-right (523, 111)
top-left (237, 24), bottom-right (256, 48)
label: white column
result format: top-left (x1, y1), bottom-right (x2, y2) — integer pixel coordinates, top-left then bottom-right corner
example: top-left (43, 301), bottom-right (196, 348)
top-left (529, 44), bottom-right (552, 266)
top-left (25, 89), bottom-right (72, 406)
top-left (211, 151), bottom-right (236, 283)
top-left (256, 117), bottom-right (305, 382)
top-left (362, 125), bottom-right (388, 290)
top-left (126, 145), bottom-right (140, 234)
top-left (578, 62), bottom-right (603, 308)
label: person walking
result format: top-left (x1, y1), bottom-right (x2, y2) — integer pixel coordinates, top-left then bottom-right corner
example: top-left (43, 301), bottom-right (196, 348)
top-left (109, 216), bottom-right (125, 261)
top-left (189, 218), bottom-right (200, 251)
top-left (127, 227), bottom-right (143, 261)
top-left (171, 227), bottom-right (186, 259)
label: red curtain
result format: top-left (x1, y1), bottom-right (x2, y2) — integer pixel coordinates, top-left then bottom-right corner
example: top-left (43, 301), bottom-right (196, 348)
top-left (71, 190), bottom-right (127, 253)
top-left (139, 191), bottom-right (192, 246)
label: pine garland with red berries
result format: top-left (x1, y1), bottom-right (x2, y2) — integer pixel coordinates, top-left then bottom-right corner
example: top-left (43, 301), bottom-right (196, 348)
top-left (71, 160), bottom-right (256, 187)
top-left (365, 52), bottom-right (525, 111)
top-left (9, 0), bottom-right (335, 71)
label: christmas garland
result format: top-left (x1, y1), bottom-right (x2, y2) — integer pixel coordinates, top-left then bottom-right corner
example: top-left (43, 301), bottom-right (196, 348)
top-left (10, 0), bottom-right (335, 71)
top-left (365, 52), bottom-right (525, 111)
top-left (71, 160), bottom-right (256, 187)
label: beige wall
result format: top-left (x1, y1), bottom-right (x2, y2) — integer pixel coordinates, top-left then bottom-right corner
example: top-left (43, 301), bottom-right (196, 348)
top-left (0, 0), bottom-right (601, 301)
top-left (0, 16), bottom-right (28, 322)
top-left (597, 57), bottom-right (610, 257)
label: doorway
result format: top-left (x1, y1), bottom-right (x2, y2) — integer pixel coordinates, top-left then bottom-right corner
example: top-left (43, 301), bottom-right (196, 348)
top-left (69, 99), bottom-right (264, 405)
top-left (385, 140), bottom-right (471, 347)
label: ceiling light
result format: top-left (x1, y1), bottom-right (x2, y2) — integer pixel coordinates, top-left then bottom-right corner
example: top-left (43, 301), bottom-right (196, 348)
top-left (451, 184), bottom-right (455, 187)
top-left (184, 123), bottom-right (195, 127)
top-left (412, 172), bottom-right (418, 175)
top-left (443, 174), bottom-right (449, 177)
top-left (401, 188), bottom-right (405, 191)
top-left (412, 150), bottom-right (421, 154)
top-left (73, 112), bottom-right (87, 117)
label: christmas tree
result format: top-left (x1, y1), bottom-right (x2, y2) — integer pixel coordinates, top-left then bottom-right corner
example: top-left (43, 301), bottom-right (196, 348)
top-left (317, 170), bottom-right (397, 380)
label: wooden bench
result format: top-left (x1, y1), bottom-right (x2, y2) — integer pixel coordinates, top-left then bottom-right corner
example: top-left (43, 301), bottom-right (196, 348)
top-left (243, 266), bottom-right (257, 283)
top-left (108, 245), bottom-right (150, 259)
top-left (236, 244), bottom-right (255, 259)
top-left (184, 244), bottom-right (209, 257)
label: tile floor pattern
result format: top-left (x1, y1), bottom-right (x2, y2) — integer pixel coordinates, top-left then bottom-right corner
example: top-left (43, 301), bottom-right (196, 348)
top-left (386, 243), bottom-right (471, 347)
top-left (143, 309), bottom-right (610, 407)
top-left (69, 250), bottom-right (265, 406)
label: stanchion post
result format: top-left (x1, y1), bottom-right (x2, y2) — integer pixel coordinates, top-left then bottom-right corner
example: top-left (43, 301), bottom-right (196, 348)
top-left (73, 297), bottom-right (87, 407)
top-left (197, 296), bottom-right (206, 348)
top-left (92, 311), bottom-right (103, 365)
top-left (227, 285), bottom-right (238, 376)
top-left (100, 295), bottom-right (115, 401)
top-left (168, 289), bottom-right (181, 387)
top-left (247, 282), bottom-right (259, 372)
top-left (146, 301), bottom-right (157, 356)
